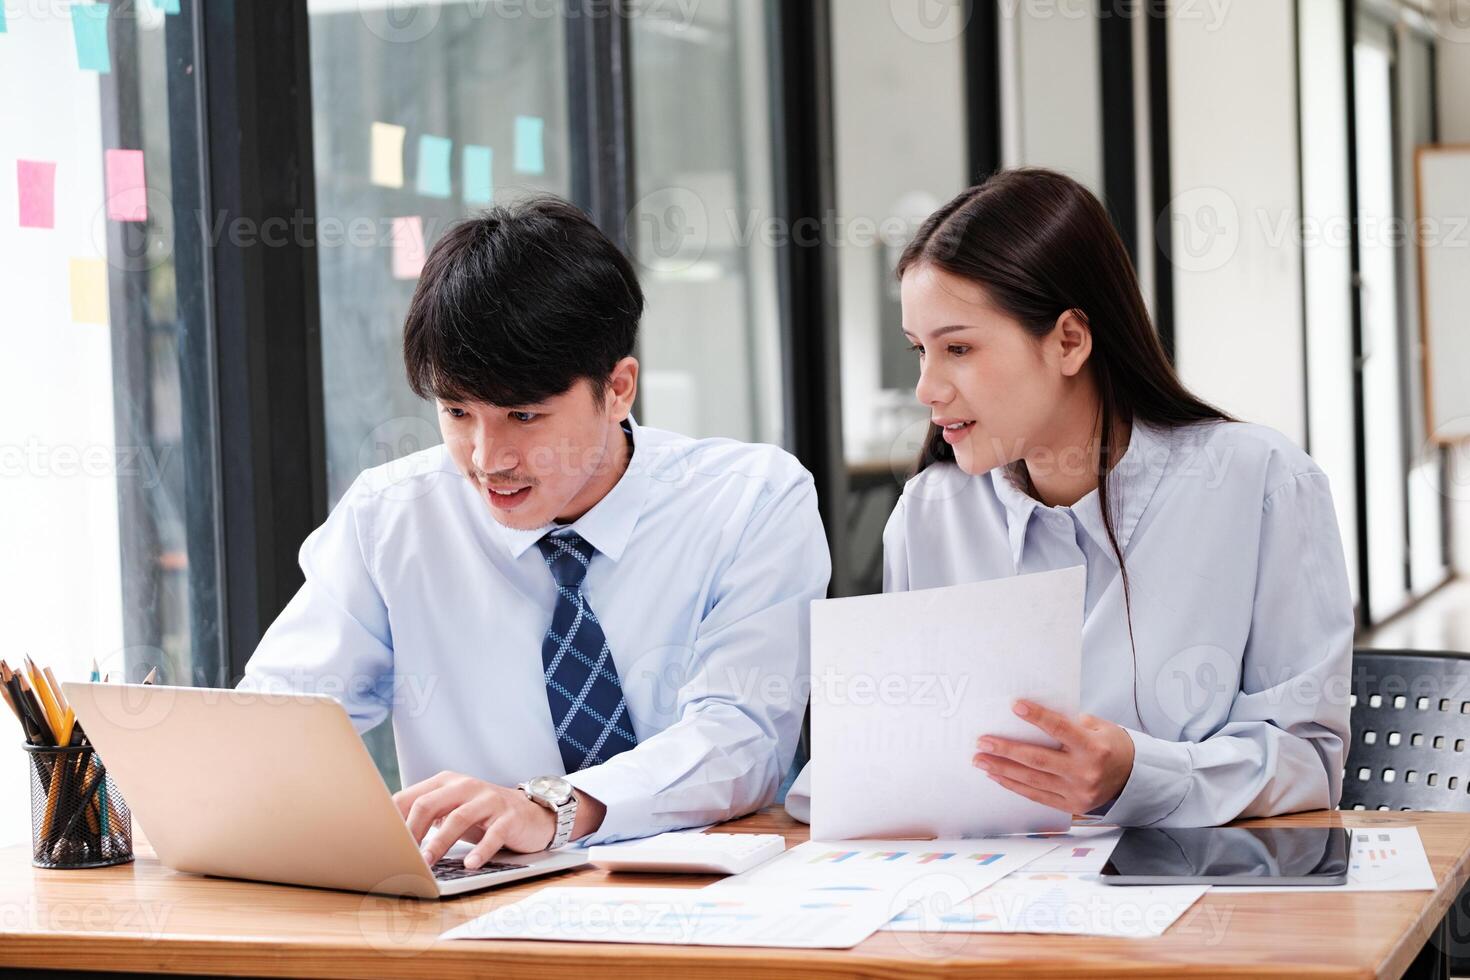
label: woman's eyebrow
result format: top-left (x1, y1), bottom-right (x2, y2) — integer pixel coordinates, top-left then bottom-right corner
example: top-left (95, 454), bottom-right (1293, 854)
top-left (903, 324), bottom-right (977, 341)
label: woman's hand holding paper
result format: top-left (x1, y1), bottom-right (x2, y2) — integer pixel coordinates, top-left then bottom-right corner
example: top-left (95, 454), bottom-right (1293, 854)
top-left (974, 700), bottom-right (1135, 815)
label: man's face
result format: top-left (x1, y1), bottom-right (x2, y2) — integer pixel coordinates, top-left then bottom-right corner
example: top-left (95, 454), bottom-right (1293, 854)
top-left (437, 371), bottom-right (633, 530)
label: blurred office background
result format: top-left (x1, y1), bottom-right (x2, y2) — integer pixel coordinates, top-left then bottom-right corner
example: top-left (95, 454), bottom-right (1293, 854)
top-left (2, 0), bottom-right (1470, 842)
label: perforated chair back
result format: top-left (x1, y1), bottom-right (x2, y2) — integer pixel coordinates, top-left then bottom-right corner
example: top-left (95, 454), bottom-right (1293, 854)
top-left (1342, 648), bottom-right (1470, 812)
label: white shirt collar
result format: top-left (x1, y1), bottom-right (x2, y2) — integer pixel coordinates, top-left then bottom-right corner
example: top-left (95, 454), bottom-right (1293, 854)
top-left (988, 420), bottom-right (1173, 559)
top-left (496, 415), bottom-right (650, 563)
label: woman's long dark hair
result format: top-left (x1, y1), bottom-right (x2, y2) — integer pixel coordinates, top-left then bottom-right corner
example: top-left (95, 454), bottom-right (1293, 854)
top-left (897, 167), bottom-right (1232, 721)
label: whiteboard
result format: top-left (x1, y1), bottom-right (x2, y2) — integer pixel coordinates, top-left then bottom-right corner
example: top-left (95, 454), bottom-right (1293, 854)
top-left (1416, 145), bottom-right (1470, 442)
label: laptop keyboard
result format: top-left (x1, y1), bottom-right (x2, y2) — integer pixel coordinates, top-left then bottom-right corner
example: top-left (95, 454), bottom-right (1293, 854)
top-left (431, 857), bottom-right (528, 881)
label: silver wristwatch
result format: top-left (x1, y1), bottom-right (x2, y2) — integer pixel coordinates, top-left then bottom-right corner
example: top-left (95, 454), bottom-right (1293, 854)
top-left (518, 775), bottom-right (578, 849)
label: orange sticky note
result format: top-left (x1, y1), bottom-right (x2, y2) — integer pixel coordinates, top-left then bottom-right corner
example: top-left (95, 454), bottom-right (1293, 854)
top-left (391, 216), bottom-right (426, 280)
top-left (69, 258), bottom-right (108, 324)
top-left (104, 148), bottom-right (147, 221)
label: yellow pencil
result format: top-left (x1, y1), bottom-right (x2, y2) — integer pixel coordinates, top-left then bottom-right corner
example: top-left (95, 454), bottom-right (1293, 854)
top-left (24, 659), bottom-right (65, 747)
top-left (42, 667), bottom-right (75, 746)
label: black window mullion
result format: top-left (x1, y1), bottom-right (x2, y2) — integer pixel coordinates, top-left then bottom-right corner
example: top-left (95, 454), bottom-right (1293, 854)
top-left (1099, 0), bottom-right (1139, 263)
top-left (168, 0), bottom-right (228, 685)
top-left (200, 0), bottom-right (326, 682)
top-left (566, 0), bottom-right (635, 245)
top-left (1146, 3), bottom-right (1176, 360)
top-left (1343, 0), bottom-right (1372, 628)
top-left (565, 0), bottom-right (638, 402)
top-left (769, 0), bottom-right (847, 597)
top-left (963, 0), bottom-right (1002, 183)
top-left (98, 10), bottom-right (162, 681)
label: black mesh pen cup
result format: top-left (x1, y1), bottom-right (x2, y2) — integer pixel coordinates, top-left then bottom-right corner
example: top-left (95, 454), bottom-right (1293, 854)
top-left (25, 744), bottom-right (133, 869)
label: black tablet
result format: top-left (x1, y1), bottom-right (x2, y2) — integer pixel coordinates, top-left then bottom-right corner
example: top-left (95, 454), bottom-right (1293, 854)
top-left (1099, 826), bottom-right (1351, 886)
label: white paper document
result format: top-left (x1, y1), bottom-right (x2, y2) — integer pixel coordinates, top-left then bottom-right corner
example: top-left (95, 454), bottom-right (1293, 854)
top-left (440, 886), bottom-right (895, 948)
top-left (1214, 826), bottom-right (1436, 894)
top-left (884, 870), bottom-right (1207, 937)
top-left (1010, 826), bottom-right (1122, 874)
top-left (809, 565), bottom-right (1086, 839)
top-left (706, 837), bottom-right (1060, 926)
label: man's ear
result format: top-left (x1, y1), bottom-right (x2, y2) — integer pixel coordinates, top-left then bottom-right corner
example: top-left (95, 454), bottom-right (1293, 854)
top-left (1054, 310), bottom-right (1093, 378)
top-left (606, 356), bottom-right (639, 420)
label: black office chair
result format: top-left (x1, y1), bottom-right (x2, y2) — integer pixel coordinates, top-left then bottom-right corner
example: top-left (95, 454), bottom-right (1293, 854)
top-left (1343, 648), bottom-right (1470, 811)
top-left (1344, 648), bottom-right (1470, 980)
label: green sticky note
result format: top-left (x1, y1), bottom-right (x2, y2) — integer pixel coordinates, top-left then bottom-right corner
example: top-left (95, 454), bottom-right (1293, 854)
top-left (71, 3), bottom-right (111, 73)
top-left (463, 145), bottom-right (493, 205)
top-left (514, 116), bottom-right (545, 175)
top-left (416, 135), bottom-right (452, 199)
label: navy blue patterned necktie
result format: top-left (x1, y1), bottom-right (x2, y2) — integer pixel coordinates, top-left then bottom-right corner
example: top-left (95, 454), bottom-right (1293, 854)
top-left (536, 530), bottom-right (638, 772)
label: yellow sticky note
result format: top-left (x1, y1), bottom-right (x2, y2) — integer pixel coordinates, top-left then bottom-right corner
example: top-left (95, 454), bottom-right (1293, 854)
top-left (69, 258), bottom-right (108, 325)
top-left (371, 121), bottom-right (406, 189)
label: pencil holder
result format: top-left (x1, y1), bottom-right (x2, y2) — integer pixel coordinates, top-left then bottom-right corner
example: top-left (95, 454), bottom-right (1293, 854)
top-left (25, 744), bottom-right (133, 869)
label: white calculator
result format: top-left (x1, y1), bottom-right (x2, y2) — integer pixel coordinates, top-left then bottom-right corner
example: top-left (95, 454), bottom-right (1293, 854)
top-left (588, 831), bottom-right (787, 875)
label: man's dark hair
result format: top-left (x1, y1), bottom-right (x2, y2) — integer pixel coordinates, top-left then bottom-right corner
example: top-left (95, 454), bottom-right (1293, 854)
top-left (402, 196), bottom-right (644, 407)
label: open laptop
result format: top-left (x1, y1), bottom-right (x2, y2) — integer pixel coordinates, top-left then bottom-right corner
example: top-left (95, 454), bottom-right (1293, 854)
top-left (63, 682), bottom-right (588, 898)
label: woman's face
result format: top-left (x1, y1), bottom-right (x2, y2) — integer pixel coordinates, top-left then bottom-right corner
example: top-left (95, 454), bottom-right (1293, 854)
top-left (900, 262), bottom-right (1083, 477)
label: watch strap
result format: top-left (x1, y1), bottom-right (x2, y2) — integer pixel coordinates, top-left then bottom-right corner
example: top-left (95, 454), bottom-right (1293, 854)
top-left (520, 780), bottom-right (578, 849)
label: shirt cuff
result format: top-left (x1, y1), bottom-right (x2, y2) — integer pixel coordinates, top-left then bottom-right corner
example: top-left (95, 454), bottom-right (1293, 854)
top-left (1101, 728), bottom-right (1193, 827)
top-left (562, 762), bottom-right (656, 846)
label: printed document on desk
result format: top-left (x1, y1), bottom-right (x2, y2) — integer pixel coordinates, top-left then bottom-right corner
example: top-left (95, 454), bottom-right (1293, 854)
top-left (441, 886), bottom-right (896, 948)
top-left (884, 871), bottom-right (1208, 937)
top-left (810, 565), bottom-right (1085, 839)
top-left (708, 837), bottom-right (1057, 897)
top-left (1213, 826), bottom-right (1435, 893)
top-left (704, 837), bottom-right (1060, 934)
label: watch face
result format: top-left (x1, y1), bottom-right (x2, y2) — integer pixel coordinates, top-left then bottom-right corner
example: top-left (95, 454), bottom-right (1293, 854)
top-left (529, 775), bottom-right (573, 805)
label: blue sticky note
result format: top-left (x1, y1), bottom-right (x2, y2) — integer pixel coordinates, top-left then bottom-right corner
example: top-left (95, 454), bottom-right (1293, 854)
top-left (143, 0), bottom-right (181, 12)
top-left (463, 145), bottom-right (494, 205)
top-left (514, 116), bottom-right (545, 175)
top-left (415, 134), bottom-right (452, 199)
top-left (71, 3), bottom-right (112, 73)
top-left (0, 4), bottom-right (8, 32)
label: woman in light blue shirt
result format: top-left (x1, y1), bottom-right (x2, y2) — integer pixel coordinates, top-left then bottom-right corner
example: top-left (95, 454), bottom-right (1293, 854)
top-left (792, 168), bottom-right (1352, 827)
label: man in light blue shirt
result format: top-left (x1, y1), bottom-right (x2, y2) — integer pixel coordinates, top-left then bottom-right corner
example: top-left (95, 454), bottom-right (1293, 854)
top-left (239, 197), bottom-right (830, 869)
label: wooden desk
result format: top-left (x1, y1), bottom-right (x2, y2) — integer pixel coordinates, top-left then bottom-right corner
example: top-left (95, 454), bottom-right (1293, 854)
top-left (1, 808), bottom-right (1467, 978)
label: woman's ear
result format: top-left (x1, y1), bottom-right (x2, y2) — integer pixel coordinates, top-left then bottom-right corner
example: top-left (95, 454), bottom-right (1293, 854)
top-left (1054, 310), bottom-right (1093, 378)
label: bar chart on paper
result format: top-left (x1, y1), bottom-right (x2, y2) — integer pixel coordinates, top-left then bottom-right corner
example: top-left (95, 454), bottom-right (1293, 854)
top-left (708, 834), bottom-right (1058, 905)
top-left (708, 838), bottom-right (1061, 919)
top-left (1214, 827), bottom-right (1436, 894)
top-left (1014, 826), bottom-right (1123, 874)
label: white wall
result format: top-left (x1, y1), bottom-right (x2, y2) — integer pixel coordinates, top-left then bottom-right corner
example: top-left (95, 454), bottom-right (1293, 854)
top-left (1435, 3), bottom-right (1470, 574)
top-left (831, 5), bottom-right (967, 464)
top-left (0, 4), bottom-right (125, 846)
top-left (1298, 0), bottom-right (1361, 599)
top-left (1166, 4), bottom-right (1308, 447)
top-left (1001, 3), bottom-right (1104, 194)
top-left (1437, 6), bottom-right (1470, 141)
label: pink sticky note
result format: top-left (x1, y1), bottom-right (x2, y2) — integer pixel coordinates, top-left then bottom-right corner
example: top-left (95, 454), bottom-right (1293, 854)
top-left (104, 149), bottom-right (147, 222)
top-left (391, 216), bottom-right (427, 280)
top-left (17, 161), bottom-right (57, 229)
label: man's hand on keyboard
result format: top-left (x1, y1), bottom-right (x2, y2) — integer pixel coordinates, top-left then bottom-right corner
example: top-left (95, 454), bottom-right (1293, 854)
top-left (394, 772), bottom-right (554, 870)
